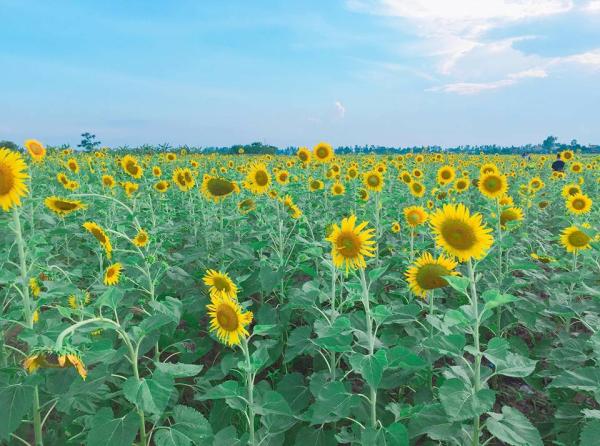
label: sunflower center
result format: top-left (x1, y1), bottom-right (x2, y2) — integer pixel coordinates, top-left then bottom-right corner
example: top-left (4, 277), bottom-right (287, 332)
top-left (500, 210), bottom-right (517, 226)
top-left (216, 304), bottom-right (239, 331)
top-left (441, 170), bottom-right (451, 180)
top-left (484, 176), bottom-right (501, 192)
top-left (572, 199), bottom-right (586, 210)
top-left (368, 175), bottom-right (379, 186)
top-left (54, 200), bottom-right (78, 211)
top-left (107, 268), bottom-right (115, 278)
top-left (568, 230), bottom-right (590, 247)
top-left (254, 170), bottom-right (269, 186)
top-left (336, 231), bottom-right (361, 257)
top-left (316, 147), bottom-right (328, 158)
top-left (440, 219), bottom-right (476, 250)
top-left (416, 264), bottom-right (450, 290)
top-left (208, 178), bottom-right (235, 196)
top-left (126, 161), bottom-right (138, 175)
top-left (408, 212), bottom-right (421, 224)
top-left (0, 163), bottom-right (15, 194)
top-left (29, 143), bottom-right (44, 155)
top-left (413, 184), bottom-right (422, 193)
top-left (299, 152), bottom-right (308, 161)
top-left (212, 277), bottom-right (231, 292)
top-left (90, 227), bottom-right (107, 244)
top-left (568, 187), bottom-right (578, 195)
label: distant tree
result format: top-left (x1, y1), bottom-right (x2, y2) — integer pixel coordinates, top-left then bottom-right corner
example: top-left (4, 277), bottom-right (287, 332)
top-left (0, 140), bottom-right (19, 151)
top-left (78, 132), bottom-right (101, 151)
top-left (542, 135), bottom-right (557, 152)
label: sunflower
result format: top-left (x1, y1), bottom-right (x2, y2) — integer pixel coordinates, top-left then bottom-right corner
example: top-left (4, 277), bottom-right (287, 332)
top-left (297, 147), bottom-right (311, 163)
top-left (121, 155), bottom-right (143, 179)
top-left (154, 180), bottom-right (170, 193)
top-left (363, 171), bottom-right (384, 192)
top-left (498, 195), bottom-right (514, 206)
top-left (123, 181), bottom-right (139, 197)
top-left (65, 181), bottom-right (79, 191)
top-left (45, 196), bottom-right (87, 217)
top-left (478, 172), bottom-right (508, 199)
top-left (24, 139), bottom-right (46, 162)
top-left (58, 353), bottom-right (87, 379)
top-left (560, 149), bottom-right (574, 161)
top-left (437, 165), bottom-right (456, 185)
top-left (166, 153), bottom-right (177, 162)
top-left (500, 207), bottom-right (524, 228)
top-left (358, 188), bottom-right (369, 201)
top-left (326, 214), bottom-right (376, 271)
top-left (102, 175), bottom-right (116, 189)
top-left (203, 269), bottom-right (238, 299)
top-left (173, 168), bottom-right (195, 192)
top-left (566, 193), bottom-right (592, 215)
top-left (405, 252), bottom-right (458, 297)
top-left (480, 163), bottom-right (498, 175)
top-left (560, 226), bottom-right (592, 252)
top-left (347, 166), bottom-right (359, 179)
top-left (201, 174), bottom-right (239, 202)
top-left (403, 206), bottom-right (428, 227)
top-left (399, 171), bottom-right (412, 184)
top-left (331, 181), bottom-right (345, 196)
top-left (57, 172), bottom-right (69, 186)
top-left (313, 142), bottom-right (334, 163)
top-left (391, 221), bottom-right (401, 233)
top-left (83, 221), bottom-right (112, 258)
top-left (104, 263), bottom-right (123, 286)
top-left (66, 158), bottom-right (79, 173)
top-left (409, 181), bottom-right (425, 198)
top-left (206, 292), bottom-right (253, 346)
top-left (0, 148), bottom-right (29, 211)
top-left (455, 178), bottom-right (469, 193)
top-left (152, 166), bottom-right (162, 177)
top-left (132, 229), bottom-right (149, 247)
top-left (238, 198), bottom-right (256, 214)
top-left (282, 195), bottom-right (302, 219)
top-left (528, 177), bottom-right (544, 192)
top-left (309, 178), bottom-right (324, 191)
top-left (245, 163), bottom-right (271, 194)
top-left (429, 203), bottom-right (494, 261)
top-left (570, 162), bottom-right (583, 173)
top-left (530, 253), bottom-right (556, 263)
top-left (29, 278), bottom-right (41, 298)
top-left (276, 170), bottom-right (290, 185)
top-left (561, 183), bottom-right (581, 198)
top-left (23, 347), bottom-right (87, 379)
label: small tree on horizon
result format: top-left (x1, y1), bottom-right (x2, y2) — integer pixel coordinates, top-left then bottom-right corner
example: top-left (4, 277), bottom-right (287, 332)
top-left (78, 132), bottom-right (101, 151)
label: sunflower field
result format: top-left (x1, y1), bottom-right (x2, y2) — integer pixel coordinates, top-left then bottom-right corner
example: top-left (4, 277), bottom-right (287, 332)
top-left (1, 141), bottom-right (599, 446)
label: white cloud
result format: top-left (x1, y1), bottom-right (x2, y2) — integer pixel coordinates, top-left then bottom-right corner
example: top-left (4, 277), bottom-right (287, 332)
top-left (335, 101), bottom-right (346, 118)
top-left (508, 68), bottom-right (548, 79)
top-left (428, 79), bottom-right (515, 94)
top-left (561, 50), bottom-right (600, 66)
top-left (583, 0), bottom-right (600, 11)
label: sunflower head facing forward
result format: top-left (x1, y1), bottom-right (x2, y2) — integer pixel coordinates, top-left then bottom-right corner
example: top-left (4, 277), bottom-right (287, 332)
top-left (406, 252), bottom-right (458, 297)
top-left (0, 148), bottom-right (29, 211)
top-left (203, 269), bottom-right (238, 299)
top-left (326, 214), bottom-right (376, 272)
top-left (560, 226), bottom-right (592, 253)
top-left (206, 292), bottom-right (253, 346)
top-left (429, 203), bottom-right (494, 262)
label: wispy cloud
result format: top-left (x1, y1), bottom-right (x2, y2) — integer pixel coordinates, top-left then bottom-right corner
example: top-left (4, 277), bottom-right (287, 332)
top-left (583, 0), bottom-right (600, 12)
top-left (335, 100), bottom-right (346, 118)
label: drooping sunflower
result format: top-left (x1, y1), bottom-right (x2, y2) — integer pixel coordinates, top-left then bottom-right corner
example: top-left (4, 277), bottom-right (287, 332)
top-left (57, 352), bottom-right (88, 380)
top-left (326, 214), bottom-right (376, 271)
top-left (409, 181), bottom-right (426, 198)
top-left (245, 163), bottom-right (271, 194)
top-left (29, 278), bottom-right (41, 298)
top-left (313, 142), bottom-right (334, 163)
top-left (403, 206), bottom-right (428, 227)
top-left (201, 174), bottom-right (240, 202)
top-left (331, 181), bottom-right (345, 196)
top-left (560, 226), bottom-right (591, 252)
top-left (154, 180), bottom-right (170, 193)
top-left (437, 165), bottom-right (456, 185)
top-left (478, 172), bottom-right (508, 199)
top-left (363, 170), bottom-right (384, 192)
top-left (566, 193), bottom-right (592, 215)
top-left (500, 207), bottom-right (524, 228)
top-left (120, 155), bottom-right (143, 179)
top-left (405, 252), bottom-right (458, 297)
top-left (45, 196), bottom-right (87, 217)
top-left (429, 203), bottom-right (494, 261)
top-left (83, 221), bottom-right (112, 259)
top-left (24, 347), bottom-right (87, 379)
top-left (297, 147), bottom-right (311, 163)
top-left (173, 168), bottom-right (195, 192)
top-left (203, 269), bottom-right (238, 299)
top-left (102, 175), bottom-right (116, 189)
top-left (104, 263), bottom-right (123, 286)
top-left (0, 148), bottom-right (29, 211)
top-left (24, 139), bottom-right (46, 162)
top-left (206, 292), bottom-right (253, 346)
top-left (238, 198), bottom-right (256, 214)
top-left (132, 229), bottom-right (149, 248)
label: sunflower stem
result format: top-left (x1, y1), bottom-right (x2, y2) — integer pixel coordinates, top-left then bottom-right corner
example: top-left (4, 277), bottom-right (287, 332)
top-left (12, 207), bottom-right (43, 446)
top-left (467, 259), bottom-right (481, 446)
top-left (495, 198), bottom-right (503, 335)
top-left (240, 337), bottom-right (256, 446)
top-left (330, 263), bottom-right (337, 380)
top-left (359, 268), bottom-right (377, 430)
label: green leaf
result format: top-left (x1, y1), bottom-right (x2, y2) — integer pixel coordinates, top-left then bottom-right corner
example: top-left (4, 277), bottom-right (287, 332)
top-left (372, 305), bottom-right (393, 325)
top-left (276, 373), bottom-right (311, 413)
top-left (486, 406), bottom-right (543, 446)
top-left (549, 367), bottom-right (600, 392)
top-left (0, 381), bottom-right (34, 441)
top-left (259, 264), bottom-right (283, 295)
top-left (122, 371), bottom-right (174, 416)
top-left (423, 334), bottom-right (466, 357)
top-left (439, 379), bottom-right (495, 422)
top-left (386, 346), bottom-right (427, 370)
top-left (285, 326), bottom-right (314, 362)
top-left (95, 287), bottom-right (125, 311)
top-left (313, 317), bottom-right (353, 353)
top-left (252, 324), bottom-right (278, 336)
top-left (368, 265), bottom-right (388, 282)
top-left (138, 313), bottom-right (174, 336)
top-left (310, 381), bottom-right (359, 424)
top-left (484, 338), bottom-right (537, 378)
top-left (385, 422), bottom-right (409, 446)
top-left (197, 380), bottom-right (240, 400)
top-left (154, 362), bottom-right (203, 378)
top-left (166, 405), bottom-right (213, 445)
top-left (444, 276), bottom-right (470, 296)
top-left (154, 429), bottom-right (192, 446)
top-left (580, 419), bottom-right (600, 446)
top-left (349, 349), bottom-right (388, 389)
top-left (482, 289), bottom-right (518, 312)
top-left (408, 404), bottom-right (462, 441)
top-left (86, 408), bottom-right (139, 446)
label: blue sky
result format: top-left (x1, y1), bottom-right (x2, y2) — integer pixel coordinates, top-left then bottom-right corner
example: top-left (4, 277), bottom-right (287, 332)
top-left (1, 0), bottom-right (599, 148)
